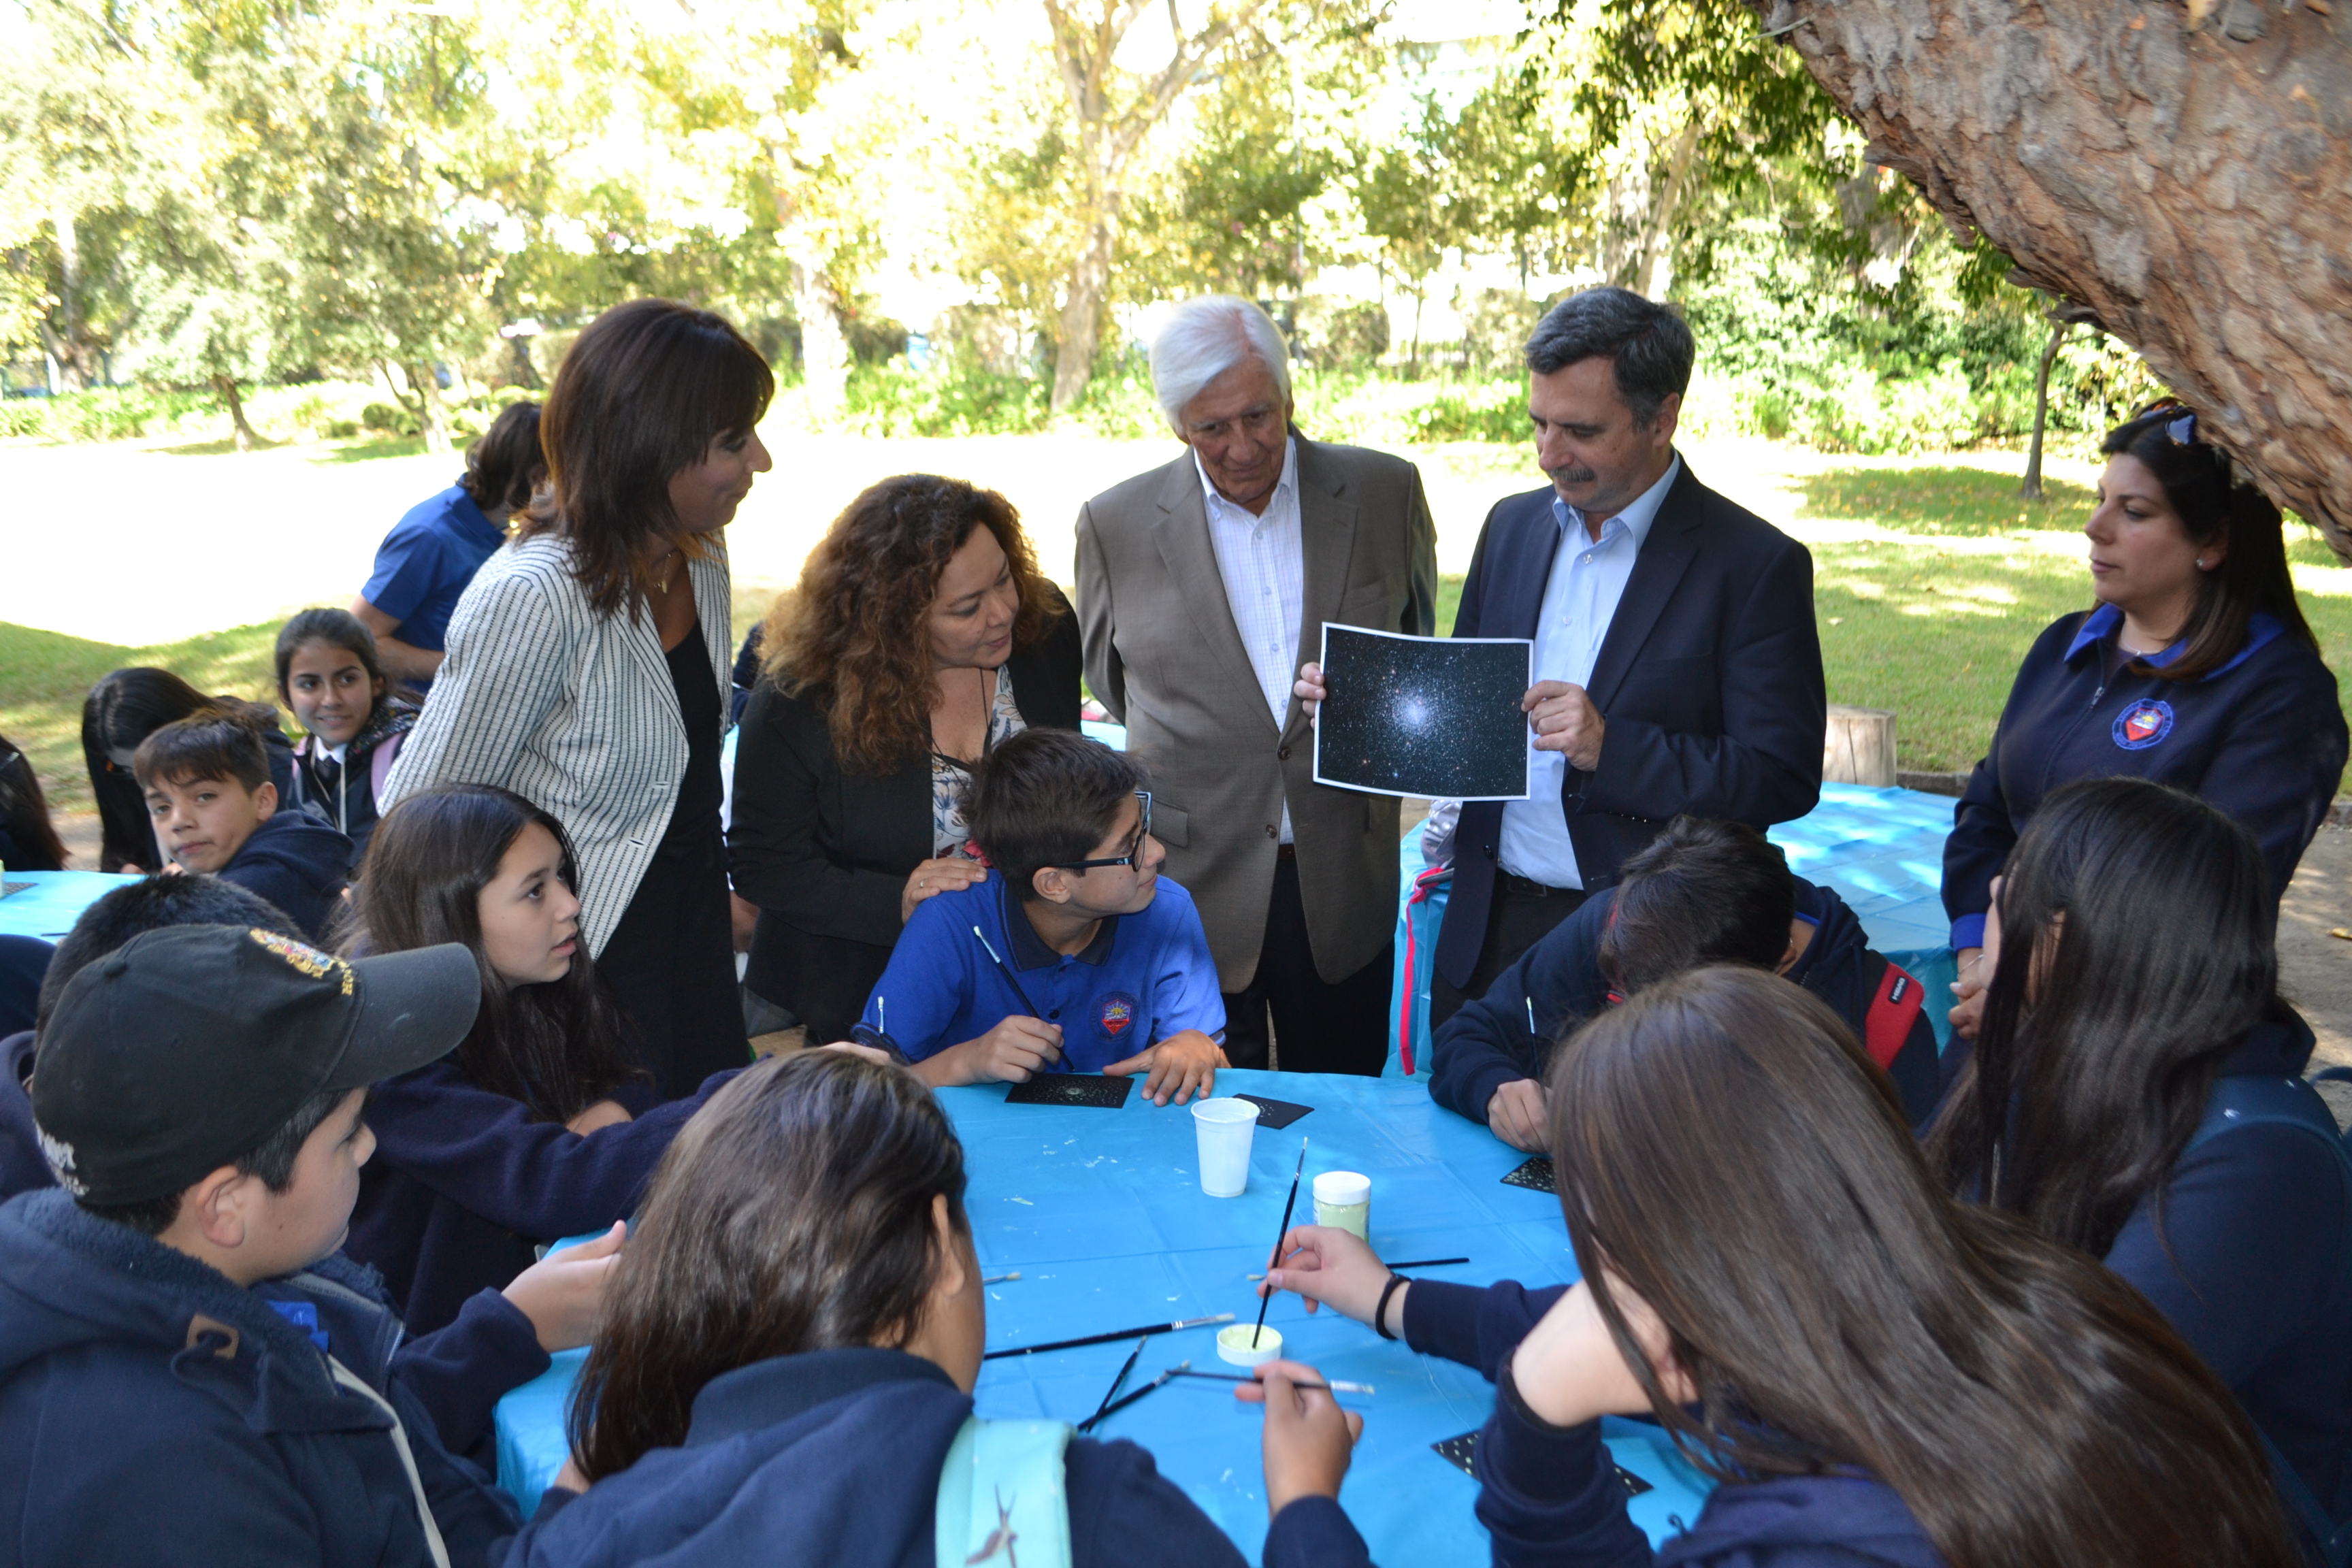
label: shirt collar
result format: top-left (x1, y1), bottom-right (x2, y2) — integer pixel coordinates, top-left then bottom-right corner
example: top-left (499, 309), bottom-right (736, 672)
top-left (1000, 875), bottom-right (1120, 970)
top-left (1194, 436), bottom-right (1298, 524)
top-left (1550, 453), bottom-right (1680, 549)
top-left (447, 485), bottom-right (502, 547)
top-left (686, 1348), bottom-right (956, 1448)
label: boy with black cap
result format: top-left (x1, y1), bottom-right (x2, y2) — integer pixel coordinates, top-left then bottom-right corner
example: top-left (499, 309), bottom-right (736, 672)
top-left (0, 924), bottom-right (522, 1567)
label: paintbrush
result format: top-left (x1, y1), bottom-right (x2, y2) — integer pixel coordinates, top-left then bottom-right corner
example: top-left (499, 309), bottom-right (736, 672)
top-left (1252, 1138), bottom-right (1307, 1350)
top-left (1077, 1361), bottom-right (1188, 1432)
top-left (971, 926), bottom-right (1043, 1017)
top-left (983, 1313), bottom-right (1233, 1360)
top-left (1085, 1335), bottom-right (1149, 1428)
top-left (981, 1271), bottom-right (1022, 1286)
top-left (1174, 1369), bottom-right (1375, 1394)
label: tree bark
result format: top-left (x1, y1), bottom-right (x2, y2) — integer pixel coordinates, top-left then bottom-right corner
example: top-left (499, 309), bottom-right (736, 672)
top-left (404, 362), bottom-right (451, 456)
top-left (2021, 318), bottom-right (2070, 501)
top-left (214, 374), bottom-right (260, 452)
top-left (1051, 217), bottom-right (1115, 411)
top-left (1754, 0), bottom-right (2352, 557)
top-left (1632, 119), bottom-right (1703, 300)
top-left (794, 262), bottom-right (851, 418)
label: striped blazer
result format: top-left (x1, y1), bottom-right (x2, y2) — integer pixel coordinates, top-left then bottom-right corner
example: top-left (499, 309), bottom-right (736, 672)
top-left (382, 532), bottom-right (733, 957)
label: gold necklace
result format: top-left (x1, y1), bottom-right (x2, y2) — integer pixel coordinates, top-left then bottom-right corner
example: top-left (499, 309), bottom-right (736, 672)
top-left (653, 547), bottom-right (681, 593)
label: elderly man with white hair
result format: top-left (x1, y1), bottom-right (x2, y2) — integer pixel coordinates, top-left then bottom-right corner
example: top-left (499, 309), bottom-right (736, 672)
top-left (1075, 295), bottom-right (1437, 1075)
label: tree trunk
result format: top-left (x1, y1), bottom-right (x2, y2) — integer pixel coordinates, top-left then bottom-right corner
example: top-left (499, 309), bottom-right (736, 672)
top-left (48, 200), bottom-right (88, 392)
top-left (1051, 216), bottom-right (1114, 412)
top-left (1754, 0), bottom-right (2352, 559)
top-left (2021, 319), bottom-right (2070, 501)
top-left (214, 374), bottom-right (260, 453)
top-left (1632, 119), bottom-right (1703, 300)
top-left (404, 362), bottom-right (451, 456)
top-left (794, 263), bottom-right (851, 418)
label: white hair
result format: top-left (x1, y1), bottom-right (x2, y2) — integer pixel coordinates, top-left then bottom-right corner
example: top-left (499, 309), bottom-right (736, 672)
top-left (1149, 295), bottom-right (1293, 435)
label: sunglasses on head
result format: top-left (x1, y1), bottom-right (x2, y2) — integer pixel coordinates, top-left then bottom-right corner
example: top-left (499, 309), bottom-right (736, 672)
top-left (1053, 791), bottom-right (1152, 871)
top-left (2130, 396), bottom-right (2203, 448)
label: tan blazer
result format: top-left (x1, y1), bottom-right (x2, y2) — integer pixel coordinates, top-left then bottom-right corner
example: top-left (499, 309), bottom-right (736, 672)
top-left (1075, 435), bottom-right (1439, 991)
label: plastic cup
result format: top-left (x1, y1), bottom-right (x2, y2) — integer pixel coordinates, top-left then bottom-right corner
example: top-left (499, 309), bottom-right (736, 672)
top-left (1311, 1170), bottom-right (1371, 1240)
top-left (1218, 1324), bottom-right (1282, 1367)
top-left (1190, 1097), bottom-right (1260, 1197)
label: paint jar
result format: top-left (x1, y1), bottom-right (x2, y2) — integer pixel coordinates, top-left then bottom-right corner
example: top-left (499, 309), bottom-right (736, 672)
top-left (1218, 1324), bottom-right (1283, 1367)
top-left (1311, 1171), bottom-right (1371, 1240)
top-left (1190, 1097), bottom-right (1261, 1197)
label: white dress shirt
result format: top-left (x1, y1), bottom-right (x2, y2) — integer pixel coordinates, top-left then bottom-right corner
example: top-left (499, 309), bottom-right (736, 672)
top-left (1497, 455), bottom-right (1682, 889)
top-left (1198, 438), bottom-right (1304, 843)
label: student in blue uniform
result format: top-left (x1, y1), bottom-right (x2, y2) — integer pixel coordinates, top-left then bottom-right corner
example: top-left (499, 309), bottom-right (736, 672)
top-left (507, 1048), bottom-right (1372, 1568)
top-left (1946, 400), bottom-right (2347, 1038)
top-left (276, 607), bottom-right (418, 870)
top-left (350, 401), bottom-right (541, 695)
top-left (1927, 777), bottom-right (2352, 1557)
top-left (1431, 816), bottom-right (1941, 1146)
top-left (340, 784), bottom-right (740, 1335)
top-left (860, 729), bottom-right (1226, 1107)
top-left (1263, 966), bottom-right (2304, 1568)
top-left (0, 924), bottom-right (526, 1568)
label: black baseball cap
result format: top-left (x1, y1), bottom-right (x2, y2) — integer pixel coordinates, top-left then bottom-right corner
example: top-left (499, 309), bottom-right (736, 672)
top-left (33, 925), bottom-right (481, 1205)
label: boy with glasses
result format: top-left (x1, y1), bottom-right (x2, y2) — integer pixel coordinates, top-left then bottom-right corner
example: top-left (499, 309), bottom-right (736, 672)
top-left (858, 730), bottom-right (1226, 1105)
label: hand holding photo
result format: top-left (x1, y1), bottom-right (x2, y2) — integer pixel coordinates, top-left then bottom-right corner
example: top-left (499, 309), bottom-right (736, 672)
top-left (1313, 624), bottom-right (1532, 800)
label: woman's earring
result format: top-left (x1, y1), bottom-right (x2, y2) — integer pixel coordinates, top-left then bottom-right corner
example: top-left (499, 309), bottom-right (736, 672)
top-left (2197, 557), bottom-right (2211, 569)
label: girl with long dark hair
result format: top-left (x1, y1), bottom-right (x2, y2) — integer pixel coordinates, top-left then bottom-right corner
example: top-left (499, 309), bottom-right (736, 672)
top-left (0, 732), bottom-right (67, 872)
top-left (385, 299), bottom-right (773, 1098)
top-left (1945, 401), bottom-right (2346, 1038)
top-left (1262, 966), bottom-right (2303, 1567)
top-left (80, 666), bottom-right (297, 872)
top-left (274, 606), bottom-right (416, 867)
top-left (1928, 777), bottom-right (2352, 1554)
top-left (340, 783), bottom-right (742, 1335)
top-left (504, 1049), bottom-right (1368, 1568)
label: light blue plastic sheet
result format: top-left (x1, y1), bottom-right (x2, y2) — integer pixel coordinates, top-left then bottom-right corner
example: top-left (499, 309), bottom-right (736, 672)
top-left (0, 870), bottom-right (127, 943)
top-left (1385, 782), bottom-right (1962, 1077)
top-left (492, 1068), bottom-right (1716, 1558)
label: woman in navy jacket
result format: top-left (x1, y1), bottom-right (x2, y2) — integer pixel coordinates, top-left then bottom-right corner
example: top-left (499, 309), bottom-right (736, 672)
top-left (1946, 402), bottom-right (2345, 1035)
top-left (1928, 778), bottom-right (2352, 1555)
top-left (508, 1049), bottom-right (1371, 1568)
top-left (1264, 966), bottom-right (2302, 1568)
top-left (340, 785), bottom-right (736, 1334)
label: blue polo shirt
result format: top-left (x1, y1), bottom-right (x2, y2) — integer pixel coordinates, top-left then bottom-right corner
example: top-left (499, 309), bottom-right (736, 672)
top-left (860, 871), bottom-right (1224, 1073)
top-left (360, 484), bottom-right (507, 672)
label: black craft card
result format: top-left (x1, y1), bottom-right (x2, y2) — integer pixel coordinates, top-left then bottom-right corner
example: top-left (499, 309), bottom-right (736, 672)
top-left (1313, 624), bottom-right (1531, 800)
top-left (1234, 1094), bottom-right (1312, 1129)
top-left (1433, 1431), bottom-right (1652, 1495)
top-left (1004, 1073), bottom-right (1134, 1109)
top-left (1500, 1156), bottom-right (1556, 1193)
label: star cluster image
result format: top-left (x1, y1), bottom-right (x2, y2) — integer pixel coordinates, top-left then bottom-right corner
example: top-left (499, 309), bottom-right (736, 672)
top-left (1313, 625), bottom-right (1530, 799)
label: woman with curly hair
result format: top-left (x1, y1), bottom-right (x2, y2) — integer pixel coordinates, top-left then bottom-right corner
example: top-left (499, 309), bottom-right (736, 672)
top-left (728, 474), bottom-right (1081, 1044)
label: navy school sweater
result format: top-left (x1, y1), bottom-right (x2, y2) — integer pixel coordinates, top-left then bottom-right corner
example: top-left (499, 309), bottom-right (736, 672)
top-left (218, 806), bottom-right (355, 945)
top-left (1428, 879), bottom-right (1942, 1128)
top-left (0, 1190), bottom-right (524, 1568)
top-left (344, 1060), bottom-right (737, 1335)
top-left (1403, 1281), bottom-right (1940, 1568)
top-left (504, 1345), bottom-right (1373, 1568)
top-left (1942, 605), bottom-right (2347, 949)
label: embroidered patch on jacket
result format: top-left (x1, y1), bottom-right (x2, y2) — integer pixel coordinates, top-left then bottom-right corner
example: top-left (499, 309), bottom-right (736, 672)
top-left (2112, 699), bottom-right (2176, 751)
top-left (1096, 992), bottom-right (1140, 1039)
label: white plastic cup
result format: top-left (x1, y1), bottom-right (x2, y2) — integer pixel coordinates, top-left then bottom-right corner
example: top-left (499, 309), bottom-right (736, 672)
top-left (1190, 1097), bottom-right (1261, 1197)
top-left (1311, 1170), bottom-right (1371, 1239)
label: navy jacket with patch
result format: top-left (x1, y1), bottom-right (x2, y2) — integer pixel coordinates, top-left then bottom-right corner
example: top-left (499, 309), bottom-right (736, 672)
top-left (0, 1189), bottom-right (523, 1568)
top-left (1942, 605), bottom-right (2346, 949)
top-left (219, 807), bottom-right (356, 945)
top-left (1404, 1281), bottom-right (1940, 1568)
top-left (504, 1345), bottom-right (1373, 1568)
top-left (1429, 877), bottom-right (1941, 1126)
top-left (345, 1060), bottom-right (736, 1335)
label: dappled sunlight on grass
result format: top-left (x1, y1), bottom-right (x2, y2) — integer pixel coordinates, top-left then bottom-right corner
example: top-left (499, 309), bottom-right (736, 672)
top-left (1798, 463), bottom-right (2095, 536)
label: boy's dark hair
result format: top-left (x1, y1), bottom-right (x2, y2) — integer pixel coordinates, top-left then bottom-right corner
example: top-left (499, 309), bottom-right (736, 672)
top-left (78, 1085), bottom-right (348, 1235)
top-left (1597, 816), bottom-right (1796, 995)
top-left (461, 399), bottom-right (545, 515)
top-left (274, 608), bottom-right (391, 717)
top-left (133, 710), bottom-right (271, 794)
top-left (967, 729), bottom-right (1147, 900)
top-left (35, 875), bottom-right (301, 1032)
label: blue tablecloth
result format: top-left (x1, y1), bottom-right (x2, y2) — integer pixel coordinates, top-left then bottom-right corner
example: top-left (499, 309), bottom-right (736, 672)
top-left (0, 871), bottom-right (131, 944)
top-left (492, 1068), bottom-right (1716, 1558)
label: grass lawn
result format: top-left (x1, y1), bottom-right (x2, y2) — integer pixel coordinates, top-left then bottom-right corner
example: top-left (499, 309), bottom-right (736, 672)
top-left (7, 461), bottom-right (2347, 819)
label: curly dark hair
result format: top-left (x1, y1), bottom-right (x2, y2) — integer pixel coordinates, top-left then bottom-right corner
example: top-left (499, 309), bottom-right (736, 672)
top-left (760, 474), bottom-right (1063, 774)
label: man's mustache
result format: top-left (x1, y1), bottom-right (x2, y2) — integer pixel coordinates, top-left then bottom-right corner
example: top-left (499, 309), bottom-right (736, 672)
top-left (1546, 464), bottom-right (1597, 486)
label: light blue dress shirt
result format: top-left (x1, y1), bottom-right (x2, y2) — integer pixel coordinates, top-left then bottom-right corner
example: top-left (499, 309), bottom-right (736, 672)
top-left (1496, 455), bottom-right (1683, 889)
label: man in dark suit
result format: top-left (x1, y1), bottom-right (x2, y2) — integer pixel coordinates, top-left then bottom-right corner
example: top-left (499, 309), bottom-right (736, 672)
top-left (1303, 287), bottom-right (1824, 1076)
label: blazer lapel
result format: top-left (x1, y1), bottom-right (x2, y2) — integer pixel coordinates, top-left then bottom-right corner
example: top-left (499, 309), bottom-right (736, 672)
top-left (1290, 437), bottom-right (1358, 742)
top-left (1149, 457), bottom-right (1280, 738)
top-left (1584, 461), bottom-right (1703, 710)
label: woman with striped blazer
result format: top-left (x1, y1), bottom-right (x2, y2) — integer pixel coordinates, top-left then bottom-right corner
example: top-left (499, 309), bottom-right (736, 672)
top-left (387, 298), bottom-right (774, 1097)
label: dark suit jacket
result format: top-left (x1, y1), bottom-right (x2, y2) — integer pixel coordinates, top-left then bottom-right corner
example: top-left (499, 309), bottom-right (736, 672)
top-left (1437, 460), bottom-right (1825, 987)
top-left (727, 600), bottom-right (1081, 1032)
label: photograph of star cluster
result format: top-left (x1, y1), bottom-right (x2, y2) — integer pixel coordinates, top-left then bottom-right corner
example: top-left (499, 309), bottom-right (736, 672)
top-left (1313, 625), bottom-right (1531, 800)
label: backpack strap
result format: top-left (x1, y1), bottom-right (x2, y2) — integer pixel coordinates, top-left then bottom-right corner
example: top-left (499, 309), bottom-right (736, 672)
top-left (1861, 954), bottom-right (1924, 1071)
top-left (370, 730), bottom-right (405, 802)
top-left (936, 1416), bottom-right (1074, 1568)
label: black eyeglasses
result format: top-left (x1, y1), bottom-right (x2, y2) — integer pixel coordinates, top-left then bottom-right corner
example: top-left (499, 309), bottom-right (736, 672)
top-left (1054, 791), bottom-right (1152, 871)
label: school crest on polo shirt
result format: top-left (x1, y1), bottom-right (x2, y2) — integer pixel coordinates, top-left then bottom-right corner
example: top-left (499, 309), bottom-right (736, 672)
top-left (1095, 992), bottom-right (1141, 1040)
top-left (2113, 699), bottom-right (2176, 751)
